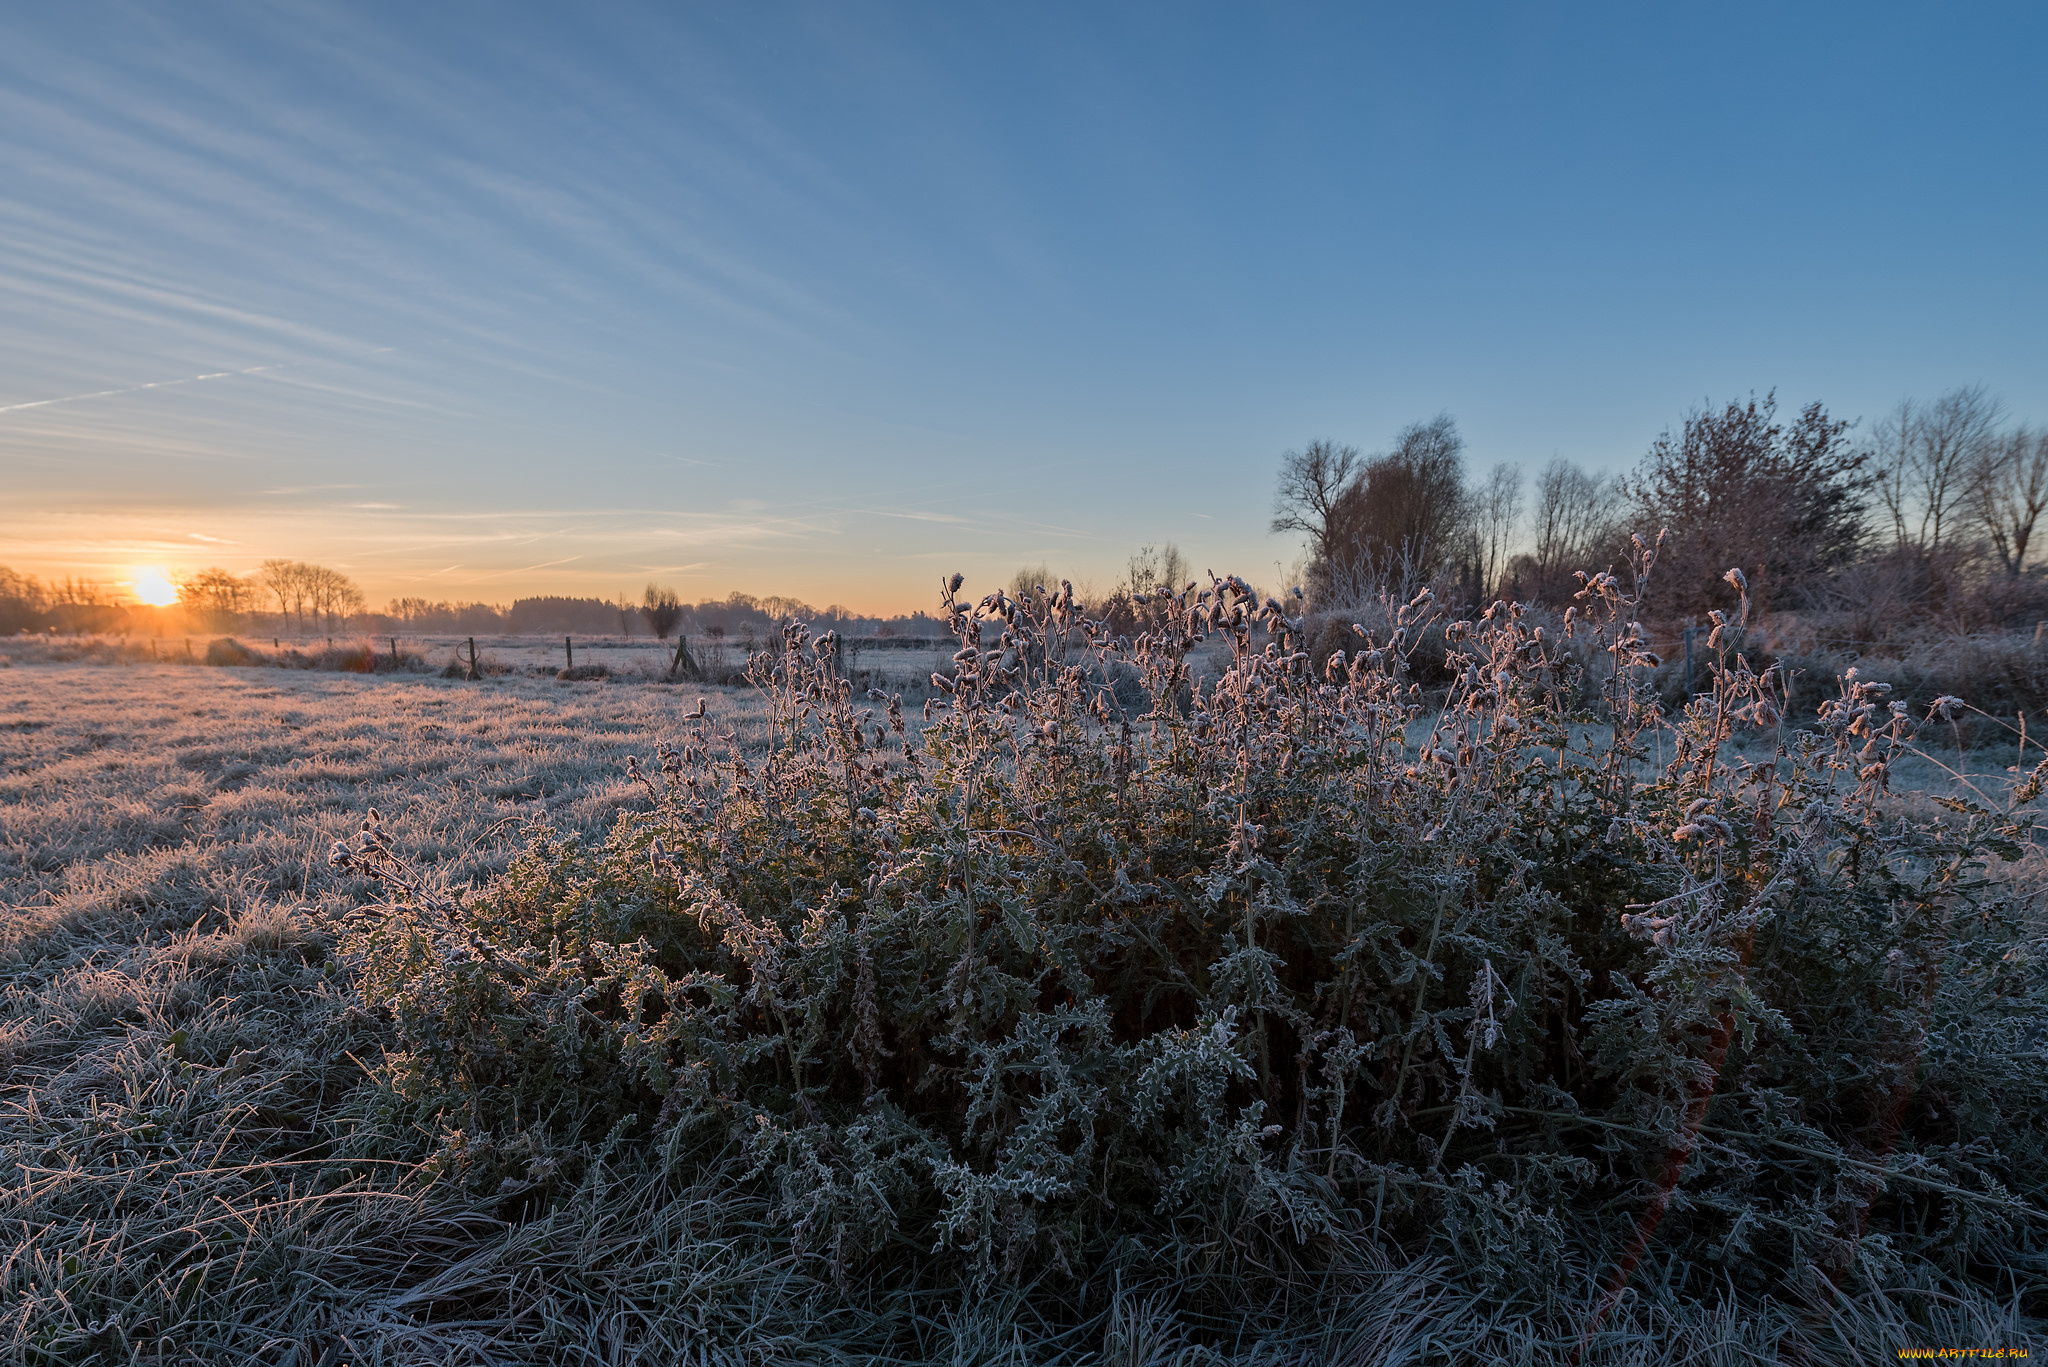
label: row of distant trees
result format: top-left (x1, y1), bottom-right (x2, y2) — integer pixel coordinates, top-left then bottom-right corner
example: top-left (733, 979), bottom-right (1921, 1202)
top-left (0, 564), bottom-right (950, 641)
top-left (16, 385), bottom-right (2027, 650)
top-left (0, 560), bottom-right (370, 636)
top-left (1270, 385), bottom-right (2046, 643)
top-left (0, 569), bottom-right (126, 636)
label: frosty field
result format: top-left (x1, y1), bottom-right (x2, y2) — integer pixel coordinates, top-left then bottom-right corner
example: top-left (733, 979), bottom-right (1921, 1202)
top-left (0, 656), bottom-right (2040, 1365)
top-left (0, 665), bottom-right (779, 1363)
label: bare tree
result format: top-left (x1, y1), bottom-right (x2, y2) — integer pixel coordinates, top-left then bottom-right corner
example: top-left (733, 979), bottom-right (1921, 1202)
top-left (257, 561), bottom-right (360, 633)
top-left (177, 568), bottom-right (254, 627)
top-left (303, 565), bottom-right (364, 632)
top-left (1873, 386), bottom-right (2004, 552)
top-left (50, 577), bottom-right (115, 634)
top-left (1973, 425), bottom-right (2048, 576)
top-left (1105, 543), bottom-right (1192, 630)
top-left (642, 584), bottom-right (683, 639)
top-left (1270, 439), bottom-right (1362, 568)
top-left (1469, 462), bottom-right (1522, 601)
top-left (1125, 542), bottom-right (1189, 599)
top-left (387, 596), bottom-right (431, 625)
top-left (1526, 457), bottom-right (1615, 592)
top-left (259, 560), bottom-right (309, 632)
top-left (1008, 563), bottom-right (1055, 601)
top-left (0, 567), bottom-right (46, 634)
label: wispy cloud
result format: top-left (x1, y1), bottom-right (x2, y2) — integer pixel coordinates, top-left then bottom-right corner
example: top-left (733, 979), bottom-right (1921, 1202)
top-left (469, 555), bottom-right (584, 581)
top-left (0, 364), bottom-right (275, 414)
top-left (0, 8), bottom-right (1280, 611)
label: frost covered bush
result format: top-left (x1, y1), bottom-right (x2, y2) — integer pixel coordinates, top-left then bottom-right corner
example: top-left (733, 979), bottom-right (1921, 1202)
top-left (338, 546), bottom-right (2047, 1315)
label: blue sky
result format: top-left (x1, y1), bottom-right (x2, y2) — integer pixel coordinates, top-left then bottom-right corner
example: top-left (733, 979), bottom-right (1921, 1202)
top-left (3, 1), bottom-right (2043, 612)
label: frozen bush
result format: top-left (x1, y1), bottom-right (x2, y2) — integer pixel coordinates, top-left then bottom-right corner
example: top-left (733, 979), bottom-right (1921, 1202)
top-left (340, 549), bottom-right (2048, 1311)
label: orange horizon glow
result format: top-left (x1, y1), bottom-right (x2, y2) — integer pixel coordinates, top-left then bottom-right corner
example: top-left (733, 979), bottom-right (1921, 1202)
top-left (0, 510), bottom-right (1145, 619)
top-left (131, 567), bottom-right (179, 607)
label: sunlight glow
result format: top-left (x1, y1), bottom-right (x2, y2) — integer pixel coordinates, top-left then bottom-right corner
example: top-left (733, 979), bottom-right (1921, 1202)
top-left (132, 567), bottom-right (179, 607)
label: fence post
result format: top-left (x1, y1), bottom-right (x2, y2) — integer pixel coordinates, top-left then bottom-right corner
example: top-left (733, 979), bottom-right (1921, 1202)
top-left (669, 633), bottom-right (694, 681)
top-left (566, 636), bottom-right (574, 670)
top-left (467, 637), bottom-right (480, 682)
top-left (390, 637), bottom-right (399, 665)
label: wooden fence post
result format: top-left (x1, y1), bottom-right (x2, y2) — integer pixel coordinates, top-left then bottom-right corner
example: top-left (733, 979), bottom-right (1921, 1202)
top-left (468, 637), bottom-right (480, 682)
top-left (566, 636), bottom-right (574, 670)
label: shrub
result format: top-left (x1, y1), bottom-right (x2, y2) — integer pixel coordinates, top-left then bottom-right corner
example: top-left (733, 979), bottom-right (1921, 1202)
top-left (204, 637), bottom-right (258, 666)
top-left (338, 552), bottom-right (2047, 1321)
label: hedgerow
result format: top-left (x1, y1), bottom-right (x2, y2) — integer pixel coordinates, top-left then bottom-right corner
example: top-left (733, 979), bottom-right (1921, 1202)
top-left (336, 540), bottom-right (2047, 1339)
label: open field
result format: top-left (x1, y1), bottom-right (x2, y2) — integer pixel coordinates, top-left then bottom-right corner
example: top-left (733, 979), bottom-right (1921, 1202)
top-left (1, 631), bottom-right (1006, 691)
top-left (0, 665), bottom-right (771, 1364)
top-left (2, 659), bottom-right (2042, 1364)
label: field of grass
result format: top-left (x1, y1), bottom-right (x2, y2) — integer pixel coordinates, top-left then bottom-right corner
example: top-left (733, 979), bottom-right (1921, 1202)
top-left (2, 651), bottom-right (2042, 1364)
top-left (0, 664), bottom-right (775, 1364)
top-left (0, 629), bottom-right (986, 691)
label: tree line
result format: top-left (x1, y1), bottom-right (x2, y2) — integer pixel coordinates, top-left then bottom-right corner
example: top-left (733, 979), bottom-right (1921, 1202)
top-left (0, 565), bottom-right (951, 641)
top-left (11, 384), bottom-right (2033, 651)
top-left (1272, 385), bottom-right (2047, 643)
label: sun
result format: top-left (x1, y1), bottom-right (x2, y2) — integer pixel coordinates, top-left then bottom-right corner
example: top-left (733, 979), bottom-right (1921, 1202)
top-left (132, 567), bottom-right (179, 607)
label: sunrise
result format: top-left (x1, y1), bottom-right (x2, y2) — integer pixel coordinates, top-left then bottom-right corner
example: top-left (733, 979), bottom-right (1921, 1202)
top-left (3, 3), bottom-right (2044, 1361)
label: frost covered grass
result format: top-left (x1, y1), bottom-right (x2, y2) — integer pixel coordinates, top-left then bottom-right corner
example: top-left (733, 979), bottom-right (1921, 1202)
top-left (2, 556), bottom-right (2044, 1366)
top-left (0, 666), bottom-right (772, 1362)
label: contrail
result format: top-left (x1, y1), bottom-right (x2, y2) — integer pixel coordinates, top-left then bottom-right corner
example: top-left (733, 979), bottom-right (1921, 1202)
top-left (0, 364), bottom-right (276, 415)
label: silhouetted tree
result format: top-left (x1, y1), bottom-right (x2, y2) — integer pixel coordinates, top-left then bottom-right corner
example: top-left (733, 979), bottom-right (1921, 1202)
top-left (1273, 418), bottom-right (1476, 607)
top-left (1973, 426), bottom-right (2048, 576)
top-left (1270, 439), bottom-right (1362, 572)
top-left (0, 567), bottom-right (47, 635)
top-left (1467, 462), bottom-right (1522, 602)
top-left (1512, 457), bottom-right (1618, 603)
top-left (50, 577), bottom-right (116, 634)
top-left (642, 584), bottom-right (683, 639)
top-left (1873, 386), bottom-right (2003, 553)
top-left (257, 561), bottom-right (361, 632)
top-left (177, 568), bottom-right (254, 627)
top-left (1008, 563), bottom-right (1056, 603)
top-left (1104, 543), bottom-right (1190, 631)
top-left (1621, 393), bottom-right (1869, 619)
top-left (1328, 414), bottom-right (1468, 587)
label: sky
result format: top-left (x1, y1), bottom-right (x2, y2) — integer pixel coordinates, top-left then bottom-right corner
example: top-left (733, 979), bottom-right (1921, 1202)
top-left (2, 2), bottom-right (2044, 614)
